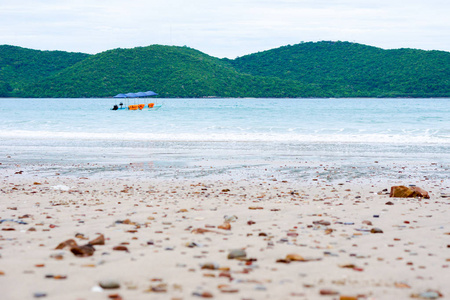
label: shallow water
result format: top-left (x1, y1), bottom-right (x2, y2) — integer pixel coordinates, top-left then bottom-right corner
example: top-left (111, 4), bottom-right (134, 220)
top-left (1, 98), bottom-right (449, 181)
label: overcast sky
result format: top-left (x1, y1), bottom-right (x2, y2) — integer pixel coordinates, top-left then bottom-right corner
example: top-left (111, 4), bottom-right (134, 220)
top-left (1, 0), bottom-right (449, 58)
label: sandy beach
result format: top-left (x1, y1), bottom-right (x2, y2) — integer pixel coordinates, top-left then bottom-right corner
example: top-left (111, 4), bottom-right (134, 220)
top-left (1, 171), bottom-right (448, 300)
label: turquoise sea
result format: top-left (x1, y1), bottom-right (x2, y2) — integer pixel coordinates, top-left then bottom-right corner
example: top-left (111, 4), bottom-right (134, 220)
top-left (0, 98), bottom-right (449, 181)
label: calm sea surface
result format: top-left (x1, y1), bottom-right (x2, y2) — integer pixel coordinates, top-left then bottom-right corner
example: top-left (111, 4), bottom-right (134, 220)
top-left (0, 98), bottom-right (449, 181)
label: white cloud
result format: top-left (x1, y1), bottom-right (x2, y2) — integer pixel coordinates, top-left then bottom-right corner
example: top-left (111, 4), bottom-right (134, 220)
top-left (1, 0), bottom-right (449, 58)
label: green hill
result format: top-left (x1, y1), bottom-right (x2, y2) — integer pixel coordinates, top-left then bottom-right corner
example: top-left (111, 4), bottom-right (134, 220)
top-left (1, 41), bottom-right (449, 98)
top-left (229, 41), bottom-right (450, 97)
top-left (0, 45), bottom-right (90, 97)
top-left (19, 45), bottom-right (319, 98)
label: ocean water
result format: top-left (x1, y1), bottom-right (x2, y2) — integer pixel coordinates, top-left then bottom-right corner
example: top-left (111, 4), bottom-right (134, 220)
top-left (0, 98), bottom-right (449, 181)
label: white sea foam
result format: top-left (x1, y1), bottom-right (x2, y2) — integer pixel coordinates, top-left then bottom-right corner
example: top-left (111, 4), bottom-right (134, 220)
top-left (1, 129), bottom-right (448, 144)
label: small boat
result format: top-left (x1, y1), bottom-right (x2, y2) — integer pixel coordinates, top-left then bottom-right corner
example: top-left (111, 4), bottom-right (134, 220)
top-left (111, 91), bottom-right (160, 111)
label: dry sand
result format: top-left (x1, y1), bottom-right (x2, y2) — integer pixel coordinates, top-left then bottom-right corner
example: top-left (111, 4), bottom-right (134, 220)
top-left (0, 175), bottom-right (449, 300)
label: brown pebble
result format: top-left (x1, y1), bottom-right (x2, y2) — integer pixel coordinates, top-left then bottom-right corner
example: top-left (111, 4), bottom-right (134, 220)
top-left (218, 223), bottom-right (231, 230)
top-left (313, 220), bottom-right (330, 226)
top-left (70, 244), bottom-right (95, 257)
top-left (320, 289), bottom-right (339, 295)
top-left (89, 234), bottom-right (105, 246)
top-left (113, 246), bottom-right (129, 252)
top-left (197, 291), bottom-right (213, 298)
top-left (286, 254), bottom-right (306, 262)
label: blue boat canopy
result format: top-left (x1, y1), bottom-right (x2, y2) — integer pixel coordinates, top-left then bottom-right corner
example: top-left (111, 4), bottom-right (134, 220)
top-left (113, 91), bottom-right (158, 98)
top-left (113, 93), bottom-right (127, 98)
top-left (144, 91), bottom-right (158, 96)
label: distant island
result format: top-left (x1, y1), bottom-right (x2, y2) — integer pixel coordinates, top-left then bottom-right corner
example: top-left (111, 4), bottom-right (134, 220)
top-left (0, 41), bottom-right (449, 98)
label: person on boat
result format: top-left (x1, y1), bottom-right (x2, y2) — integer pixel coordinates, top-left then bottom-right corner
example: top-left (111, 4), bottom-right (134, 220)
top-left (119, 102), bottom-right (123, 108)
top-left (112, 105), bottom-right (119, 110)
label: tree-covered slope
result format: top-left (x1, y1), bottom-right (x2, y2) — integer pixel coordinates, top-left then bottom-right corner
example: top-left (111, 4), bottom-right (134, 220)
top-left (0, 45), bottom-right (90, 96)
top-left (22, 45), bottom-right (320, 98)
top-left (1, 41), bottom-right (449, 98)
top-left (229, 41), bottom-right (450, 97)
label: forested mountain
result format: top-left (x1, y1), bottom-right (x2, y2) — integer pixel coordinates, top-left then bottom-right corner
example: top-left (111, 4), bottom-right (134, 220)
top-left (0, 42), bottom-right (449, 98)
top-left (229, 41), bottom-right (450, 97)
top-left (19, 45), bottom-right (318, 98)
top-left (0, 45), bottom-right (90, 97)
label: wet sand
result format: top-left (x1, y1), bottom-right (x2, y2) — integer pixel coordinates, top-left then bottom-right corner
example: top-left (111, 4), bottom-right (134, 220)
top-left (0, 175), bottom-right (449, 300)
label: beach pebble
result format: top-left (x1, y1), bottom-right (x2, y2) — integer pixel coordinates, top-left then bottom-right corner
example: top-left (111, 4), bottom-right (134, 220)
top-left (201, 262), bottom-right (219, 270)
top-left (370, 227), bottom-right (383, 234)
top-left (112, 246), bottom-right (129, 252)
top-left (218, 222), bottom-right (231, 230)
top-left (89, 233), bottom-right (105, 245)
top-left (390, 185), bottom-right (430, 199)
top-left (286, 254), bottom-right (306, 262)
top-left (192, 291), bottom-right (213, 298)
top-left (320, 289), bottom-right (339, 295)
top-left (227, 249), bottom-right (247, 259)
top-left (33, 292), bottom-right (47, 298)
top-left (218, 284), bottom-right (239, 293)
top-left (224, 215), bottom-right (238, 222)
top-left (70, 244), bottom-right (96, 257)
top-left (411, 290), bottom-right (443, 299)
top-left (99, 280), bottom-right (120, 289)
top-left (186, 242), bottom-right (200, 248)
top-left (313, 220), bottom-right (330, 226)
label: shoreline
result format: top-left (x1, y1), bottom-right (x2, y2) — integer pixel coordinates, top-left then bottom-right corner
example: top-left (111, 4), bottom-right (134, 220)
top-left (1, 174), bottom-right (449, 299)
